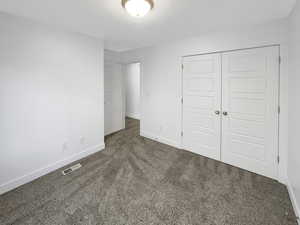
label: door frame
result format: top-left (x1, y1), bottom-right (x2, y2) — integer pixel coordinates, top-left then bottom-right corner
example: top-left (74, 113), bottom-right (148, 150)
top-left (180, 44), bottom-right (281, 180)
top-left (122, 61), bottom-right (143, 132)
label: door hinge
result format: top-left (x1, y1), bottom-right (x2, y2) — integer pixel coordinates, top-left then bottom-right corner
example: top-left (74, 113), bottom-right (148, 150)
top-left (181, 97), bottom-right (183, 104)
top-left (181, 64), bottom-right (184, 70)
top-left (278, 106), bottom-right (280, 114)
top-left (181, 131), bottom-right (183, 137)
top-left (277, 156), bottom-right (280, 164)
top-left (279, 56), bottom-right (281, 64)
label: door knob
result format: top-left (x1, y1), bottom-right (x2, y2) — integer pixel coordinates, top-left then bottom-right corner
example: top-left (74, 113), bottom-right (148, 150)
top-left (223, 111), bottom-right (228, 116)
top-left (215, 110), bottom-right (220, 115)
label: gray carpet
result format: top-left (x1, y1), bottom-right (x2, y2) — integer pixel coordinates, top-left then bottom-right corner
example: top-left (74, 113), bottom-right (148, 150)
top-left (0, 118), bottom-right (297, 225)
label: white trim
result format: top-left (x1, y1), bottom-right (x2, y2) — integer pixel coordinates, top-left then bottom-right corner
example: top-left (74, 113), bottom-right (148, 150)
top-left (126, 112), bottom-right (140, 120)
top-left (182, 44), bottom-right (280, 57)
top-left (140, 130), bottom-right (180, 149)
top-left (122, 64), bottom-right (126, 130)
top-left (0, 143), bottom-right (105, 195)
top-left (105, 128), bottom-right (123, 136)
top-left (277, 44), bottom-right (289, 185)
top-left (287, 178), bottom-right (300, 224)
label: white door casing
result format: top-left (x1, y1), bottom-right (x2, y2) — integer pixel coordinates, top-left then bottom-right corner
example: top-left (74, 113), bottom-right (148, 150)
top-left (182, 46), bottom-right (279, 179)
top-left (182, 54), bottom-right (222, 161)
top-left (221, 46), bottom-right (279, 179)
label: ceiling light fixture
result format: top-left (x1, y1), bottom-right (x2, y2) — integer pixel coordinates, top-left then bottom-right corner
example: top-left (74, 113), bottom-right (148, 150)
top-left (122, 0), bottom-right (154, 17)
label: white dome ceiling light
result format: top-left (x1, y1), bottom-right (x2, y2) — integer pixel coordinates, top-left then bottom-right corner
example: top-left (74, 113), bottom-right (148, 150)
top-left (122, 0), bottom-right (154, 17)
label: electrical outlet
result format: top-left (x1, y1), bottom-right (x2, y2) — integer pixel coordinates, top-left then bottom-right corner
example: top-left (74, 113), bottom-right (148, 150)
top-left (62, 142), bottom-right (68, 152)
top-left (159, 125), bottom-right (164, 135)
top-left (80, 136), bottom-right (85, 145)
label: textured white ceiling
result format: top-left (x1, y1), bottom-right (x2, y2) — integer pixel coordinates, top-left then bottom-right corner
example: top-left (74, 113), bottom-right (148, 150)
top-left (0, 0), bottom-right (296, 51)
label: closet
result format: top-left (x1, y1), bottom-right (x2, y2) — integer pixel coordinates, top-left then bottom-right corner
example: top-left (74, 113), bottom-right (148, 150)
top-left (182, 46), bottom-right (279, 179)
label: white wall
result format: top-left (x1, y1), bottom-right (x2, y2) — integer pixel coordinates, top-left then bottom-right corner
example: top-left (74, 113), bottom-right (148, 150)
top-left (0, 13), bottom-right (104, 194)
top-left (104, 50), bottom-right (125, 135)
top-left (125, 63), bottom-right (140, 119)
top-left (288, 0), bottom-right (300, 220)
top-left (121, 19), bottom-right (289, 184)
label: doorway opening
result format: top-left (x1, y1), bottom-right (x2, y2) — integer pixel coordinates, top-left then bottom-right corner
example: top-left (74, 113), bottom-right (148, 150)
top-left (181, 46), bottom-right (280, 180)
top-left (124, 62), bottom-right (141, 129)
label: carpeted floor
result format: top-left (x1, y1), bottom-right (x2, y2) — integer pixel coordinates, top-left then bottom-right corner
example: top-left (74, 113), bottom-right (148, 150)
top-left (0, 118), bottom-right (297, 225)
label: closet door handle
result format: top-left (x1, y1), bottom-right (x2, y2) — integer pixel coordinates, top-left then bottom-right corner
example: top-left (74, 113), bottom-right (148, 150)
top-left (215, 110), bottom-right (220, 115)
top-left (223, 111), bottom-right (228, 116)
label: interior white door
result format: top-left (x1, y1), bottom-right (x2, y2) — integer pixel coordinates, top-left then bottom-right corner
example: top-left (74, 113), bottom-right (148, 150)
top-left (182, 54), bottom-right (222, 160)
top-left (104, 62), bottom-right (124, 135)
top-left (221, 46), bottom-right (279, 179)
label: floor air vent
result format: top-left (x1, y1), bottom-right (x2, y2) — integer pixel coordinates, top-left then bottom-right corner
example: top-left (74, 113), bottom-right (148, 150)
top-left (62, 163), bottom-right (82, 175)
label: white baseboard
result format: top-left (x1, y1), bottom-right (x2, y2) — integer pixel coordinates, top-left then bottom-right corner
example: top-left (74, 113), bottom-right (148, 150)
top-left (0, 143), bottom-right (105, 195)
top-left (287, 178), bottom-right (300, 224)
top-left (126, 112), bottom-right (140, 120)
top-left (105, 127), bottom-right (124, 136)
top-left (140, 130), bottom-right (180, 149)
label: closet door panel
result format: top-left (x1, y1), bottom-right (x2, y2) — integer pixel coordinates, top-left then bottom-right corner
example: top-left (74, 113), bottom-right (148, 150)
top-left (221, 46), bottom-right (279, 179)
top-left (182, 54), bottom-right (221, 160)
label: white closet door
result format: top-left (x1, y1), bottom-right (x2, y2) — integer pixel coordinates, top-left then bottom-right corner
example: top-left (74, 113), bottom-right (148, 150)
top-left (221, 46), bottom-right (279, 179)
top-left (182, 54), bottom-right (221, 160)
